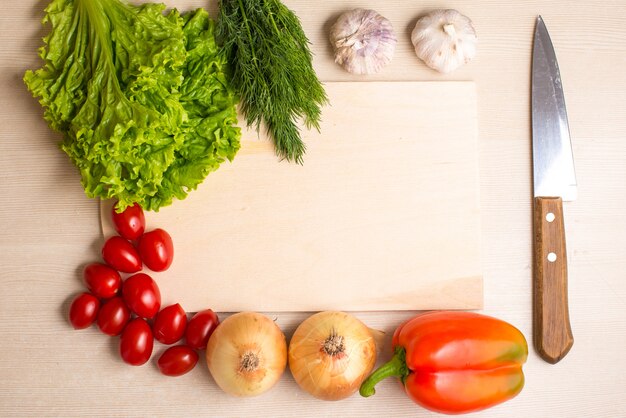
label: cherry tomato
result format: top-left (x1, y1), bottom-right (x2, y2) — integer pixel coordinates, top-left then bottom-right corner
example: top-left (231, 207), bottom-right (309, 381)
top-left (83, 263), bottom-right (121, 299)
top-left (97, 296), bottom-right (131, 336)
top-left (122, 273), bottom-right (161, 319)
top-left (153, 303), bottom-right (187, 345)
top-left (120, 318), bottom-right (154, 366)
top-left (137, 228), bottom-right (174, 272)
top-left (69, 293), bottom-right (100, 329)
top-left (185, 309), bottom-right (219, 350)
top-left (102, 236), bottom-right (142, 273)
top-left (112, 202), bottom-right (145, 241)
top-left (157, 345), bottom-right (199, 376)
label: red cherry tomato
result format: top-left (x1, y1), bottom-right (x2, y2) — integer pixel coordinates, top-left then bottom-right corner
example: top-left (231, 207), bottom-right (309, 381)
top-left (102, 236), bottom-right (142, 273)
top-left (83, 263), bottom-right (121, 299)
top-left (69, 293), bottom-right (100, 329)
top-left (185, 309), bottom-right (219, 350)
top-left (122, 273), bottom-right (161, 319)
top-left (153, 303), bottom-right (187, 345)
top-left (112, 202), bottom-right (145, 241)
top-left (97, 296), bottom-right (131, 336)
top-left (157, 345), bottom-right (199, 376)
top-left (137, 229), bottom-right (174, 272)
top-left (120, 318), bottom-right (154, 366)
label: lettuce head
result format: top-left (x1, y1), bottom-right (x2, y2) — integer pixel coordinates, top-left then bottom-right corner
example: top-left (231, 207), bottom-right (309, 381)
top-left (24, 0), bottom-right (240, 211)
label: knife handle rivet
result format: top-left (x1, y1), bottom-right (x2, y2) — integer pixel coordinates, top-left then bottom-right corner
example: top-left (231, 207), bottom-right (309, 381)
top-left (546, 212), bottom-right (555, 222)
top-left (547, 252), bottom-right (557, 262)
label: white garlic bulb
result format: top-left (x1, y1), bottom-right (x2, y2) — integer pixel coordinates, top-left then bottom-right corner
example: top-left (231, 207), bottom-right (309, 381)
top-left (411, 9), bottom-right (477, 73)
top-left (329, 9), bottom-right (396, 75)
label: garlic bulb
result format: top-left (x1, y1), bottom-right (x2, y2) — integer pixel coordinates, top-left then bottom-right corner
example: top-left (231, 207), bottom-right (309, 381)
top-left (411, 9), bottom-right (477, 73)
top-left (329, 9), bottom-right (396, 75)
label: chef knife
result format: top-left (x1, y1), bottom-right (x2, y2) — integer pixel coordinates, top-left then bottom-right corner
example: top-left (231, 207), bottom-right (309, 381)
top-left (532, 16), bottom-right (576, 364)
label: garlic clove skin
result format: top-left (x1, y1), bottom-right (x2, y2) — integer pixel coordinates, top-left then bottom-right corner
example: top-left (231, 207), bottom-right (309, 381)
top-left (330, 9), bottom-right (397, 75)
top-left (411, 9), bottom-right (477, 74)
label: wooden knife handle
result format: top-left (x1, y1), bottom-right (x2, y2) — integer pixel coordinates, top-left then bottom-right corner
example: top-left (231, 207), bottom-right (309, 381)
top-left (533, 197), bottom-right (574, 363)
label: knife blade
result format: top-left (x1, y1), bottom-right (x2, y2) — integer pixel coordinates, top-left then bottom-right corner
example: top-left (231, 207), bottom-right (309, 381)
top-left (532, 16), bottom-right (576, 364)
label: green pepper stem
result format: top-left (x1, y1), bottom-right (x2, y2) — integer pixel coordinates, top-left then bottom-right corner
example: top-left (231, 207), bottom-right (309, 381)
top-left (359, 346), bottom-right (409, 397)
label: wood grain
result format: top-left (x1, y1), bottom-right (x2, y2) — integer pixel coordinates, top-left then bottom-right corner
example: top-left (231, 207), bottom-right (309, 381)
top-left (100, 81), bottom-right (482, 313)
top-left (1, 1), bottom-right (626, 417)
top-left (533, 197), bottom-right (573, 363)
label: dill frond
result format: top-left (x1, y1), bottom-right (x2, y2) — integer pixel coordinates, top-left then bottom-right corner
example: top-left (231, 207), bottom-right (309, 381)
top-left (217, 0), bottom-right (328, 163)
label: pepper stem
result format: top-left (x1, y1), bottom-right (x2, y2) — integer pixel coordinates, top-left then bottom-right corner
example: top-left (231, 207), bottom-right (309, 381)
top-left (359, 346), bottom-right (409, 397)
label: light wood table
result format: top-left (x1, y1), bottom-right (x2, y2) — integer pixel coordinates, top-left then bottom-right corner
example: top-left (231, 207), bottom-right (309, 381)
top-left (1, 1), bottom-right (625, 416)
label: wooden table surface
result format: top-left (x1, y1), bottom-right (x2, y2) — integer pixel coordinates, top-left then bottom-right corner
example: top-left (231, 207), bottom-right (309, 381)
top-left (1, 1), bottom-right (625, 417)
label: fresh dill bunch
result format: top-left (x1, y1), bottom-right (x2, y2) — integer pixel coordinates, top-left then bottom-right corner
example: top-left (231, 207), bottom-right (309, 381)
top-left (216, 0), bottom-right (328, 164)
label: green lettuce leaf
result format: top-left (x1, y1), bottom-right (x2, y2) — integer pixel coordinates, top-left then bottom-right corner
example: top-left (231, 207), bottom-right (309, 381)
top-left (24, 0), bottom-right (240, 211)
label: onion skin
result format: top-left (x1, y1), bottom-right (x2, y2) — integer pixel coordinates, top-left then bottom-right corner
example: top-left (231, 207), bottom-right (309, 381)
top-left (206, 312), bottom-right (287, 397)
top-left (288, 311), bottom-right (377, 401)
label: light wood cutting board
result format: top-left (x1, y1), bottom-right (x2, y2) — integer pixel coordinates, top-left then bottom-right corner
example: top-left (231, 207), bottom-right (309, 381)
top-left (101, 81), bottom-right (482, 312)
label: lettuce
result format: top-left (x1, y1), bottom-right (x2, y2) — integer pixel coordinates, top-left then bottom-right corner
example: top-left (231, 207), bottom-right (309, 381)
top-left (24, 0), bottom-right (240, 211)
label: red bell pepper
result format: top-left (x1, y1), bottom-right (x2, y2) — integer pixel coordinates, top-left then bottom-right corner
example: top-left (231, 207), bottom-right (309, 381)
top-left (360, 311), bottom-right (528, 415)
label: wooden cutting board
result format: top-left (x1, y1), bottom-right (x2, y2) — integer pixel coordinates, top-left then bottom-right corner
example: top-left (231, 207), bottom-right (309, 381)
top-left (101, 81), bottom-right (482, 312)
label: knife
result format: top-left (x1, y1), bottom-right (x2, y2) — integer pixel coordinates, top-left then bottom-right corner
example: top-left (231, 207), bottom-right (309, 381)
top-left (532, 16), bottom-right (577, 364)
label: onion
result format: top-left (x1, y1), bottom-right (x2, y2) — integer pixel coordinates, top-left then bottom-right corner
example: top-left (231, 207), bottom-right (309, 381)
top-left (206, 312), bottom-right (287, 397)
top-left (288, 311), bottom-right (379, 401)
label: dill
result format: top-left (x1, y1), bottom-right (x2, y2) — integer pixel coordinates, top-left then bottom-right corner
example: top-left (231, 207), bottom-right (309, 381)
top-left (216, 0), bottom-right (328, 164)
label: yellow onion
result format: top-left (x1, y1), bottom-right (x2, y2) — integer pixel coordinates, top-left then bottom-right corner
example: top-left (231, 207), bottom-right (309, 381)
top-left (288, 311), bottom-right (379, 401)
top-left (206, 312), bottom-right (287, 397)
